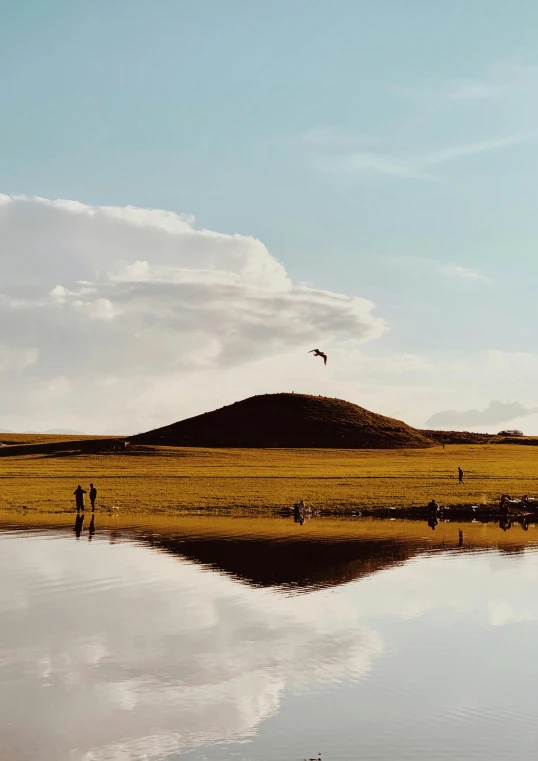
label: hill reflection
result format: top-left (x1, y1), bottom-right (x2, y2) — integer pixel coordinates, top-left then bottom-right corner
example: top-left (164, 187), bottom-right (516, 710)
top-left (2, 512), bottom-right (538, 592)
top-left (139, 533), bottom-right (423, 591)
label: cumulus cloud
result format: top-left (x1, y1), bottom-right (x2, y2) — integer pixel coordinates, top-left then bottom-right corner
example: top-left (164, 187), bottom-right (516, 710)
top-left (425, 399), bottom-right (538, 429)
top-left (0, 194), bottom-right (386, 432)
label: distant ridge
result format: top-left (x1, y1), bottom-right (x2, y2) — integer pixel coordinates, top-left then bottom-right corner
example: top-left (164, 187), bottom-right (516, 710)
top-left (132, 393), bottom-right (435, 449)
top-left (23, 428), bottom-right (85, 435)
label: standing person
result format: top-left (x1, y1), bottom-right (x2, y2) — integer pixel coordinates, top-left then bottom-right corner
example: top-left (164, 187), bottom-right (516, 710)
top-left (74, 485), bottom-right (86, 511)
top-left (90, 483), bottom-right (97, 511)
top-left (458, 467), bottom-right (464, 484)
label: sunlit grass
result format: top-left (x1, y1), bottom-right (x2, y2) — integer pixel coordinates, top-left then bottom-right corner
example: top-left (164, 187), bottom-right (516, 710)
top-left (0, 433), bottom-right (110, 445)
top-left (1, 443), bottom-right (538, 514)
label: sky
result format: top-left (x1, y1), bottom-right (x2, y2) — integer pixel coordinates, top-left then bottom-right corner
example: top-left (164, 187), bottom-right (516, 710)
top-left (3, 0), bottom-right (538, 434)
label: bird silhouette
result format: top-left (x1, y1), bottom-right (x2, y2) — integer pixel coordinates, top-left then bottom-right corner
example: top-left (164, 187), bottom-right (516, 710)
top-left (309, 349), bottom-right (327, 366)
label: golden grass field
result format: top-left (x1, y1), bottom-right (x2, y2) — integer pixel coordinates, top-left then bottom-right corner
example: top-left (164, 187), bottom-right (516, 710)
top-left (1, 442), bottom-right (538, 514)
top-left (0, 433), bottom-right (110, 445)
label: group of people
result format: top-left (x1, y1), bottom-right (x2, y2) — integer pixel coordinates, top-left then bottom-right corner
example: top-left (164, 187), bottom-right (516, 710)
top-left (74, 483), bottom-right (97, 511)
top-left (427, 478), bottom-right (536, 532)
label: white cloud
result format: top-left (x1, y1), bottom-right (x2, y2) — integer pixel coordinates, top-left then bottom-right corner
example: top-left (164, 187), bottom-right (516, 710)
top-left (0, 345), bottom-right (39, 374)
top-left (72, 297), bottom-right (120, 320)
top-left (449, 80), bottom-right (506, 101)
top-left (314, 132), bottom-right (535, 181)
top-left (487, 350), bottom-right (538, 372)
top-left (0, 194), bottom-right (386, 432)
top-left (309, 61), bottom-right (538, 182)
top-left (425, 399), bottom-right (538, 429)
top-left (390, 61), bottom-right (538, 103)
top-left (440, 265), bottom-right (490, 283)
top-left (334, 151), bottom-right (433, 180)
top-left (424, 133), bottom-right (535, 165)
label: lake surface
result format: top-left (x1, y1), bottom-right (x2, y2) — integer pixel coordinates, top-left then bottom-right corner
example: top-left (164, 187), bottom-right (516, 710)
top-left (1, 513), bottom-right (538, 761)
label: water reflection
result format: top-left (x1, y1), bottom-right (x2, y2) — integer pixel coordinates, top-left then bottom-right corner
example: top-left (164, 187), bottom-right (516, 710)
top-left (0, 529), bottom-right (380, 760)
top-left (1, 516), bottom-right (538, 760)
top-left (74, 512), bottom-right (84, 538)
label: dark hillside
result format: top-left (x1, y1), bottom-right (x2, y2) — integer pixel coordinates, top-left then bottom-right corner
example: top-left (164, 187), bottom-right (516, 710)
top-left (132, 393), bottom-right (435, 449)
top-left (420, 429), bottom-right (494, 445)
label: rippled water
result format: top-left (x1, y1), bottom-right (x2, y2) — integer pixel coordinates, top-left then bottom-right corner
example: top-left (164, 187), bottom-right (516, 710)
top-left (1, 513), bottom-right (538, 760)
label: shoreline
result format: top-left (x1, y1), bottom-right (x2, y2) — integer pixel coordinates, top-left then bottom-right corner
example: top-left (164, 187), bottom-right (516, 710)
top-left (0, 501), bottom-right (535, 523)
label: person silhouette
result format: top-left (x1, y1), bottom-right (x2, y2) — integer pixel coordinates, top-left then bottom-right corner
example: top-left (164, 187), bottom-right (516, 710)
top-left (90, 483), bottom-right (97, 511)
top-left (74, 485), bottom-right (86, 511)
top-left (458, 467), bottom-right (464, 484)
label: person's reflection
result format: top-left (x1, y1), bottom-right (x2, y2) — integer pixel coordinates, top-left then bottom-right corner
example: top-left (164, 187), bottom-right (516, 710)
top-left (500, 516), bottom-right (512, 531)
top-left (427, 514), bottom-right (438, 530)
top-left (74, 512), bottom-right (85, 538)
top-left (88, 514), bottom-right (95, 540)
top-left (458, 529), bottom-right (463, 547)
top-left (293, 501), bottom-right (307, 526)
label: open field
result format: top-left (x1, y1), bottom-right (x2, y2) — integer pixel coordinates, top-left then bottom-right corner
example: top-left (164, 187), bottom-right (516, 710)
top-left (0, 433), bottom-right (112, 446)
top-left (1, 443), bottom-right (538, 514)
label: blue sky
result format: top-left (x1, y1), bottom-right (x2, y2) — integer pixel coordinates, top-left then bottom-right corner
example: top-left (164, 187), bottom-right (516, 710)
top-left (3, 1), bottom-right (538, 432)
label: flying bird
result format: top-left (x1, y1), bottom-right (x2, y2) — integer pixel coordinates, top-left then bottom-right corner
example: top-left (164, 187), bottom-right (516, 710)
top-left (309, 349), bottom-right (327, 366)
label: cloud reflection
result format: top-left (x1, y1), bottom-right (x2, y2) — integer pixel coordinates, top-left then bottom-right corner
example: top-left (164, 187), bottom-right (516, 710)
top-left (0, 536), bottom-right (381, 760)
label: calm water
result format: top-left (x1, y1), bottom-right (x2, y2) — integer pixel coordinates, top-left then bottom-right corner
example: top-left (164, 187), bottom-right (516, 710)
top-left (1, 514), bottom-right (538, 761)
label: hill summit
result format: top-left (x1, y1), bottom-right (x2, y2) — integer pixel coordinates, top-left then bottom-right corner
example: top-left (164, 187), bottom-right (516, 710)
top-left (132, 393), bottom-right (434, 449)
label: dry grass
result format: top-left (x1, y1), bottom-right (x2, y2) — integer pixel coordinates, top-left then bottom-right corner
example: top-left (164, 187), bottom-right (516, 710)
top-left (1, 443), bottom-right (538, 514)
top-left (0, 433), bottom-right (111, 445)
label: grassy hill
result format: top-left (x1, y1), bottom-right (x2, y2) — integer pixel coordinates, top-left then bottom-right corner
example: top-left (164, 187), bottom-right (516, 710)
top-left (132, 392), bottom-right (435, 449)
top-left (419, 429), bottom-right (494, 445)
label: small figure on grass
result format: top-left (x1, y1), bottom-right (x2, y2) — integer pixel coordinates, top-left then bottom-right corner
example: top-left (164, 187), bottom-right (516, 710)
top-left (458, 467), bottom-right (464, 484)
top-left (90, 483), bottom-right (97, 511)
top-left (74, 485), bottom-right (86, 511)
